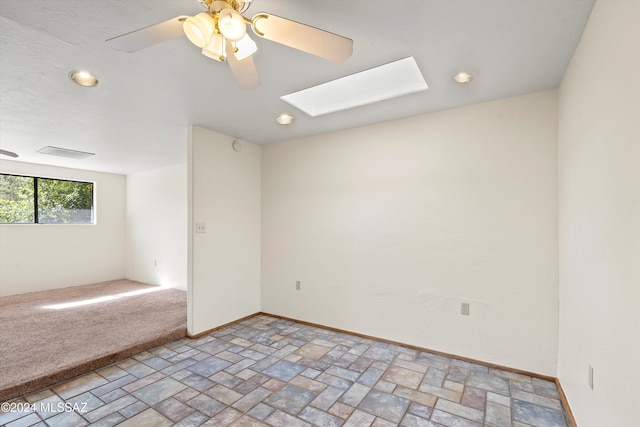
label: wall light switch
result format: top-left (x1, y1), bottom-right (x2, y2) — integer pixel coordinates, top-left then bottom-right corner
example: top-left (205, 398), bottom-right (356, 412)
top-left (196, 222), bottom-right (206, 233)
top-left (588, 365), bottom-right (594, 390)
top-left (296, 281), bottom-right (301, 290)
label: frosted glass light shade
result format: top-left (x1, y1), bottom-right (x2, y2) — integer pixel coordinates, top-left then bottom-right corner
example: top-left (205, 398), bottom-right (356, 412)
top-left (183, 12), bottom-right (215, 48)
top-left (233, 33), bottom-right (257, 60)
top-left (202, 33), bottom-right (226, 61)
top-left (218, 9), bottom-right (247, 41)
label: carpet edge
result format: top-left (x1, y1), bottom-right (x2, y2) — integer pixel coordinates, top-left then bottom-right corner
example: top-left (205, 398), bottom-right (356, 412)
top-left (0, 327), bottom-right (186, 402)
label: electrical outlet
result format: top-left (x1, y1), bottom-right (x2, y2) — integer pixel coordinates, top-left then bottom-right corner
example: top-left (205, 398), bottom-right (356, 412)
top-left (461, 302), bottom-right (470, 316)
top-left (296, 281), bottom-right (301, 290)
top-left (195, 222), bottom-right (206, 233)
top-left (588, 365), bottom-right (594, 390)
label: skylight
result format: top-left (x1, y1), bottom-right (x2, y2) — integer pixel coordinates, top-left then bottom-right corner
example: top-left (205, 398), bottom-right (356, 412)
top-left (281, 57), bottom-right (428, 117)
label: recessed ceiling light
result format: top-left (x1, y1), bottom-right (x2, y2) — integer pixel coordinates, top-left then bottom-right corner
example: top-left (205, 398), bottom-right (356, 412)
top-left (276, 113), bottom-right (294, 125)
top-left (69, 70), bottom-right (98, 87)
top-left (453, 72), bottom-right (472, 84)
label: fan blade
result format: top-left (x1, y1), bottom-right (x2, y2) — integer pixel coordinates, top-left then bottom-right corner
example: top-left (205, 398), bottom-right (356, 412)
top-left (226, 40), bottom-right (260, 89)
top-left (0, 149), bottom-right (19, 158)
top-left (107, 16), bottom-right (188, 52)
top-left (250, 13), bottom-right (352, 63)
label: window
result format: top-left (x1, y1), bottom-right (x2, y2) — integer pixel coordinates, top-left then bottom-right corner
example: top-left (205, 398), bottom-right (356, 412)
top-left (0, 174), bottom-right (94, 224)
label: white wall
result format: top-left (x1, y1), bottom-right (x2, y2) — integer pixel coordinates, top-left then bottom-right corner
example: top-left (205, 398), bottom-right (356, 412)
top-left (126, 163), bottom-right (187, 290)
top-left (188, 126), bottom-right (261, 335)
top-left (557, 1), bottom-right (640, 426)
top-left (0, 160), bottom-right (126, 296)
top-left (262, 91), bottom-right (559, 375)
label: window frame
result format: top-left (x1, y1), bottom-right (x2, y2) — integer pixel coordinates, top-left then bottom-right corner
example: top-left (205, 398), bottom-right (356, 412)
top-left (0, 173), bottom-right (95, 225)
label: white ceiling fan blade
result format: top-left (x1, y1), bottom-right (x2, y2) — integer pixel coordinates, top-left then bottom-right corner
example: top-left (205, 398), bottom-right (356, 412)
top-left (107, 16), bottom-right (188, 52)
top-left (250, 13), bottom-right (353, 63)
top-left (226, 40), bottom-right (261, 89)
top-left (0, 149), bottom-right (19, 158)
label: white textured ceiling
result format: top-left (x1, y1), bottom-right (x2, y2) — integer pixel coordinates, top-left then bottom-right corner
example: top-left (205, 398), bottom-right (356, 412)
top-left (0, 0), bottom-right (595, 175)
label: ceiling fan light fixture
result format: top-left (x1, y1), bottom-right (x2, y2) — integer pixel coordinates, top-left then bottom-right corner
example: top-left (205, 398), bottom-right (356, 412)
top-left (218, 8), bottom-right (247, 41)
top-left (233, 33), bottom-right (257, 60)
top-left (106, 1), bottom-right (353, 89)
top-left (183, 12), bottom-right (215, 47)
top-left (202, 33), bottom-right (227, 61)
top-left (236, 0), bottom-right (253, 13)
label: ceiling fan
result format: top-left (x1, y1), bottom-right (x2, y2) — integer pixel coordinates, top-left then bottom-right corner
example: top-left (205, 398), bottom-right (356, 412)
top-left (0, 149), bottom-right (19, 158)
top-left (106, 0), bottom-right (353, 89)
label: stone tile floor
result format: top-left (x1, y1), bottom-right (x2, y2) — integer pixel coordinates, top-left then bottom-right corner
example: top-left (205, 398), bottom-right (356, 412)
top-left (1, 315), bottom-right (569, 427)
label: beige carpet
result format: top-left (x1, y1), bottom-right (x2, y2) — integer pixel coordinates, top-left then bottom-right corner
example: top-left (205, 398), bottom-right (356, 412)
top-left (0, 280), bottom-right (186, 402)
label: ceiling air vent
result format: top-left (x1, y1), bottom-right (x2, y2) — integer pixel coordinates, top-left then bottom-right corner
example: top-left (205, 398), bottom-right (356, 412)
top-left (37, 146), bottom-right (95, 159)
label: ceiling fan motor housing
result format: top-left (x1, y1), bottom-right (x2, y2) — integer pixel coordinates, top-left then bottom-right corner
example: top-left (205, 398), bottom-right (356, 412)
top-left (201, 0), bottom-right (252, 13)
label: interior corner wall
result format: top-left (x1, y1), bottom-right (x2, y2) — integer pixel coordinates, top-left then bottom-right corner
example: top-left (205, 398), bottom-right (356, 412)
top-left (126, 163), bottom-right (187, 290)
top-left (188, 126), bottom-right (261, 335)
top-left (0, 160), bottom-right (126, 297)
top-left (261, 91), bottom-right (559, 375)
top-left (557, 1), bottom-right (640, 426)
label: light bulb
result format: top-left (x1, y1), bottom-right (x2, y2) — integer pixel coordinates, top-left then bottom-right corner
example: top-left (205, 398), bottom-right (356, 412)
top-left (183, 12), bottom-right (215, 48)
top-left (218, 9), bottom-right (246, 42)
top-left (276, 114), bottom-right (294, 125)
top-left (233, 33), bottom-right (257, 60)
top-left (69, 71), bottom-right (98, 87)
top-left (454, 72), bottom-right (473, 83)
top-left (202, 33), bottom-right (226, 62)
